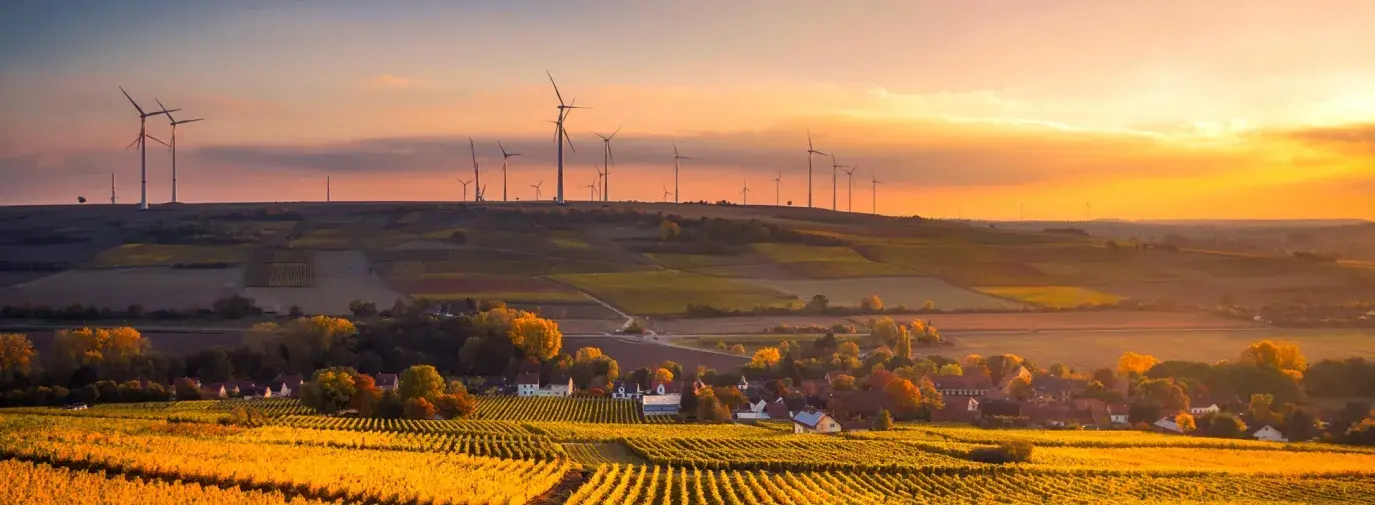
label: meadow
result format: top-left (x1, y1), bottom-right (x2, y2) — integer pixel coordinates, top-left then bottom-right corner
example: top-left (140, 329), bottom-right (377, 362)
top-left (549, 270), bottom-right (799, 315)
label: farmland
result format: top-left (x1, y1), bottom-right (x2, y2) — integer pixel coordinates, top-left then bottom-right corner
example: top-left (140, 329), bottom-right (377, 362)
top-left (0, 267), bottom-right (242, 311)
top-left (975, 285), bottom-right (1123, 308)
top-left (549, 270), bottom-right (800, 315)
top-left (744, 276), bottom-right (1022, 310)
top-left (387, 273), bottom-right (594, 304)
top-left (93, 243), bottom-right (255, 267)
top-left (244, 250), bottom-right (401, 315)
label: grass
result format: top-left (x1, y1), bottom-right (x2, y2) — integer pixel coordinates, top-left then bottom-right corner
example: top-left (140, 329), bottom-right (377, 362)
top-left (548, 270), bottom-right (799, 315)
top-left (287, 229), bottom-right (352, 249)
top-left (750, 243), bottom-right (870, 263)
top-left (742, 276), bottom-right (1023, 310)
top-left (93, 243), bottom-right (253, 267)
top-left (777, 260), bottom-right (916, 278)
top-left (976, 286), bottom-right (1123, 308)
top-left (644, 253), bottom-right (764, 270)
top-left (388, 273), bottom-right (595, 304)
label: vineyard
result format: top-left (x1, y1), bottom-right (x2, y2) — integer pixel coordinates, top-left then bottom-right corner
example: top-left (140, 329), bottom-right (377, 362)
top-left (473, 396), bottom-right (673, 424)
top-left (0, 459), bottom-right (337, 505)
top-left (243, 249), bottom-right (316, 288)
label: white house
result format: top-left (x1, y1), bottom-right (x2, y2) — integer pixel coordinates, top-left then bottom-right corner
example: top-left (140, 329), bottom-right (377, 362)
top-left (610, 380), bottom-right (642, 400)
top-left (736, 376), bottom-right (750, 391)
top-left (648, 379), bottom-right (674, 396)
top-left (1153, 417), bottom-right (1184, 434)
top-left (1252, 425), bottom-right (1288, 442)
top-left (642, 394), bottom-right (682, 416)
top-left (1189, 403), bottom-right (1220, 416)
top-left (1107, 404), bottom-right (1129, 425)
top-left (516, 372), bottom-right (541, 397)
top-left (536, 376), bottom-right (574, 397)
top-left (735, 398), bottom-right (769, 420)
top-left (792, 410), bottom-right (842, 434)
top-left (375, 373), bottom-right (400, 392)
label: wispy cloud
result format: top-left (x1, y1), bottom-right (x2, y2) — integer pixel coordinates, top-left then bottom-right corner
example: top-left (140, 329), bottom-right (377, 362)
top-left (366, 73), bottom-right (424, 90)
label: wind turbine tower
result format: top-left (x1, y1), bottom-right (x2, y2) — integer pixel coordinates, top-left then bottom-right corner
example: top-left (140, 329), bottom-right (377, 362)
top-left (842, 165), bottom-right (858, 212)
top-left (497, 141), bottom-right (520, 202)
top-left (547, 72), bottom-right (583, 204)
top-left (326, 176), bottom-right (331, 202)
top-left (662, 185), bottom-right (673, 203)
top-left (155, 99), bottom-right (202, 204)
top-left (119, 87), bottom-right (178, 210)
top-left (457, 179), bottom-right (472, 202)
top-left (870, 174), bottom-right (883, 215)
top-left (531, 180), bottom-right (545, 201)
top-left (828, 153), bottom-right (847, 211)
top-left (805, 129), bottom-right (828, 208)
top-left (594, 126), bottom-right (620, 202)
top-left (741, 179), bottom-right (751, 205)
top-left (469, 138), bottom-right (482, 201)
top-left (773, 172), bottom-right (782, 206)
top-left (110, 173), bottom-right (117, 204)
top-left (672, 142), bottom-right (690, 204)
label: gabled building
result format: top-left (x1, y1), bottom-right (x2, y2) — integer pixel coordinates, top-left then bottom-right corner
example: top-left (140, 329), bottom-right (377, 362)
top-left (648, 379), bottom-right (674, 396)
top-left (1107, 403), bottom-right (1130, 425)
top-left (1153, 417), bottom-right (1185, 434)
top-left (273, 375), bottom-right (302, 398)
top-left (642, 393), bottom-right (681, 416)
top-left (1032, 376), bottom-right (1088, 401)
top-left (931, 396), bottom-right (980, 423)
top-left (375, 373), bottom-right (400, 392)
top-left (1189, 394), bottom-right (1221, 416)
top-left (610, 380), bottom-right (642, 400)
top-left (516, 372), bottom-right (541, 397)
top-left (932, 371), bottom-right (994, 397)
top-left (1252, 425), bottom-right (1288, 442)
top-left (541, 376), bottom-right (574, 397)
top-left (736, 397), bottom-right (770, 420)
top-left (792, 410), bottom-right (843, 434)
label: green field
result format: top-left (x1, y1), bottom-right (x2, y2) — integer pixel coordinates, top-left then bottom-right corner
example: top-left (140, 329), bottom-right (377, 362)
top-left (93, 243), bottom-right (254, 267)
top-left (549, 270), bottom-right (799, 315)
top-left (976, 285), bottom-right (1123, 308)
top-left (750, 243), bottom-right (871, 263)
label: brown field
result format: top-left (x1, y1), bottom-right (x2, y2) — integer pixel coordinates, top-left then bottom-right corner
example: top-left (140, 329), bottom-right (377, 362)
top-left (387, 273), bottom-right (595, 304)
top-left (649, 315), bottom-right (861, 335)
top-left (947, 328), bottom-right (1375, 371)
top-left (514, 302), bottom-right (622, 320)
top-left (926, 310), bottom-right (1257, 332)
top-left (563, 336), bottom-right (747, 373)
top-left (0, 267), bottom-right (242, 310)
top-left (689, 263), bottom-right (796, 279)
top-left (245, 250), bottom-right (400, 315)
top-left (742, 276), bottom-right (1022, 310)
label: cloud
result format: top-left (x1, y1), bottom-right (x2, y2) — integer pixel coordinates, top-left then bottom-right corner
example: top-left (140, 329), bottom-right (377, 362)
top-left (1267, 123), bottom-right (1375, 154)
top-left (366, 73), bottom-right (423, 90)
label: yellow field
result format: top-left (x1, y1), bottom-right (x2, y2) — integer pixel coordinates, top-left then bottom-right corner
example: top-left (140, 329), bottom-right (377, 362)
top-left (0, 459), bottom-right (334, 505)
top-left (1031, 446), bottom-right (1375, 474)
top-left (976, 285), bottom-right (1123, 308)
top-left (94, 243), bottom-right (254, 267)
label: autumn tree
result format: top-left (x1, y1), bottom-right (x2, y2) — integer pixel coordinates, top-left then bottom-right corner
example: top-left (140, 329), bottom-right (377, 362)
top-left (1132, 378), bottom-right (1190, 422)
top-left (349, 373), bottom-right (383, 416)
top-left (1046, 363), bottom-right (1072, 378)
top-left (1175, 412), bottom-right (1197, 433)
top-left (659, 219), bottom-right (681, 241)
top-left (276, 316), bottom-right (357, 373)
top-left (1008, 375), bottom-right (1033, 400)
top-left (837, 341), bottom-right (860, 358)
top-left (860, 294), bottom-right (884, 312)
top-left (894, 327), bottom-right (913, 361)
top-left (654, 367), bottom-right (674, 385)
top-left (506, 311), bottom-right (563, 360)
top-left (884, 377), bottom-right (924, 419)
top-left (0, 333), bottom-right (36, 380)
top-left (830, 373), bottom-right (857, 391)
top-left (870, 317), bottom-right (903, 348)
top-left (1204, 411), bottom-right (1249, 438)
top-left (399, 364), bottom-right (445, 402)
top-left (938, 363), bottom-right (964, 376)
top-left (404, 397), bottom-right (436, 420)
top-left (748, 347), bottom-right (782, 369)
top-left (728, 343), bottom-right (746, 355)
top-left (301, 367), bottom-right (358, 414)
top-left (52, 327), bottom-right (148, 374)
top-left (985, 354), bottom-right (1024, 384)
top-left (433, 391), bottom-right (477, 419)
top-left (873, 409), bottom-right (894, 431)
top-left (1116, 351), bottom-right (1161, 378)
top-left (1347, 417), bottom-right (1375, 445)
top-left (1248, 393), bottom-right (1279, 427)
top-left (695, 388), bottom-right (732, 422)
top-left (1240, 340), bottom-right (1307, 377)
top-left (571, 346), bottom-right (620, 389)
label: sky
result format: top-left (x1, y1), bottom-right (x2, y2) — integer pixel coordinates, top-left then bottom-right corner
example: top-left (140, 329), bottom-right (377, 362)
top-left (3, 0), bottom-right (1375, 219)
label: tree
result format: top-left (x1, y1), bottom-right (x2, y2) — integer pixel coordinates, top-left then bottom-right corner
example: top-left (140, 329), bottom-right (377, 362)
top-left (1347, 417), bottom-right (1375, 445)
top-left (185, 347), bottom-right (234, 383)
top-left (1008, 376), bottom-right (1032, 401)
top-left (505, 311), bottom-right (563, 360)
top-left (377, 389), bottom-right (405, 419)
top-left (938, 363), bottom-right (963, 376)
top-left (1204, 412), bottom-right (1249, 439)
top-left (433, 392), bottom-right (476, 419)
top-left (860, 294), bottom-right (883, 312)
top-left (712, 386), bottom-right (747, 411)
top-left (1240, 340), bottom-right (1307, 376)
top-left (571, 347), bottom-right (620, 389)
top-left (804, 295), bottom-right (829, 313)
top-left (748, 347), bottom-right (781, 369)
top-left (985, 354), bottom-right (1024, 384)
top-left (173, 378), bottom-right (201, 401)
top-left (1283, 408), bottom-right (1319, 442)
top-left (968, 441), bottom-right (1034, 464)
top-left (52, 327), bottom-right (148, 373)
top-left (870, 317), bottom-right (902, 348)
top-left (884, 377), bottom-right (923, 419)
top-left (873, 409), bottom-right (894, 431)
top-left (728, 344), bottom-right (746, 355)
top-left (349, 373), bottom-right (382, 416)
top-left (894, 328), bottom-right (912, 361)
top-left (72, 384), bottom-right (99, 404)
top-left (1136, 378), bottom-right (1190, 416)
top-left (1175, 412), bottom-right (1197, 433)
top-left (279, 316), bottom-right (357, 373)
top-left (1091, 368), bottom-right (1118, 389)
top-left (0, 333), bottom-right (36, 380)
top-left (830, 373), bottom-right (857, 391)
top-left (1046, 363), bottom-right (1072, 378)
top-left (659, 219), bottom-right (681, 241)
top-left (404, 397), bottom-right (435, 420)
top-left (695, 389), bottom-right (731, 422)
top-left (837, 341), bottom-right (860, 358)
top-left (1117, 351), bottom-right (1160, 378)
top-left (654, 367), bottom-right (674, 384)
top-left (399, 365), bottom-right (445, 402)
top-left (1247, 393), bottom-right (1279, 427)
top-left (300, 367), bottom-right (358, 414)
top-left (922, 300), bottom-right (935, 311)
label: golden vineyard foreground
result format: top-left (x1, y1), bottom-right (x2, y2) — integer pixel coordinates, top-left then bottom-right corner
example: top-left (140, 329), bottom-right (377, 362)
top-left (1, 399), bottom-right (1374, 504)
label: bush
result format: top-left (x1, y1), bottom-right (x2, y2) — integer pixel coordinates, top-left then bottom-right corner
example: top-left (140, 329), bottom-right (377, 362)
top-left (872, 409), bottom-right (894, 431)
top-left (221, 406), bottom-right (267, 427)
top-left (623, 318), bottom-right (646, 334)
top-left (404, 397), bottom-right (436, 420)
top-left (967, 440), bottom-right (1034, 464)
top-left (1347, 417), bottom-right (1375, 445)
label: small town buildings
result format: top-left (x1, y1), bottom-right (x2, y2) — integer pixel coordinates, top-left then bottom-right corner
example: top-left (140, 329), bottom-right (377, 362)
top-left (610, 380), bottom-right (643, 400)
top-left (1032, 376), bottom-right (1088, 402)
top-left (1153, 417), bottom-right (1185, 434)
top-left (516, 372), bottom-right (541, 397)
top-left (642, 393), bottom-right (681, 416)
top-left (539, 376), bottom-right (574, 397)
top-left (931, 396), bottom-right (981, 423)
top-left (271, 375), bottom-right (302, 398)
top-left (932, 372), bottom-right (993, 397)
top-left (1252, 425), bottom-right (1288, 442)
top-left (1189, 395), bottom-right (1221, 416)
top-left (201, 383), bottom-right (228, 399)
top-left (792, 410), bottom-right (842, 434)
top-left (735, 397), bottom-right (769, 420)
top-left (648, 379), bottom-right (674, 396)
top-left (1107, 403), bottom-right (1130, 425)
top-left (375, 373), bottom-right (400, 392)
top-left (764, 401), bottom-right (791, 420)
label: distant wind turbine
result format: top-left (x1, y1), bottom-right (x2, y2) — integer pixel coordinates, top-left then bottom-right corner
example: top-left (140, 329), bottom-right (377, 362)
top-left (469, 137), bottom-right (483, 201)
top-left (594, 164), bottom-right (605, 199)
top-left (672, 141), bottom-right (690, 204)
top-left (828, 153), bottom-right (847, 211)
top-left (531, 180), bottom-right (545, 201)
top-left (155, 99), bottom-right (202, 204)
top-left (740, 179), bottom-right (751, 205)
top-left (110, 173), bottom-right (117, 205)
top-left (594, 126), bottom-right (621, 202)
top-left (806, 129), bottom-right (828, 209)
top-left (585, 175), bottom-right (600, 201)
top-left (662, 185), bottom-right (673, 203)
top-left (547, 71), bottom-right (584, 204)
top-left (119, 87), bottom-right (178, 210)
top-left (457, 178), bottom-right (472, 202)
top-left (842, 165), bottom-right (858, 212)
top-left (773, 172), bottom-right (782, 206)
top-left (497, 141), bottom-right (520, 202)
top-left (870, 173), bottom-right (883, 215)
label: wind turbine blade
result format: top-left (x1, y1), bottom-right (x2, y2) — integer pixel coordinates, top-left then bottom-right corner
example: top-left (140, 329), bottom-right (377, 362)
top-left (547, 70), bottom-right (565, 105)
top-left (672, 141), bottom-right (679, 157)
top-left (808, 128), bottom-right (813, 150)
top-left (119, 87), bottom-right (145, 115)
top-left (145, 134), bottom-right (169, 148)
top-left (125, 135), bottom-right (141, 149)
top-left (610, 124), bottom-right (622, 139)
top-left (174, 118), bottom-right (204, 125)
top-left (156, 98), bottom-right (176, 122)
top-left (562, 126), bottom-right (577, 153)
top-left (497, 141), bottom-right (507, 157)
top-left (607, 146), bottom-right (615, 166)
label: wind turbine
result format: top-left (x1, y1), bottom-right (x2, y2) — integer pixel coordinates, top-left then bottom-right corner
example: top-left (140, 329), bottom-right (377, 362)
top-left (661, 185), bottom-right (673, 203)
top-left (497, 141), bottom-right (520, 202)
top-left (110, 173), bottom-right (117, 204)
top-left (594, 164), bottom-right (605, 199)
top-left (870, 173), bottom-right (883, 215)
top-left (457, 178), bottom-right (472, 202)
top-left (585, 175), bottom-right (600, 201)
top-left (842, 165), bottom-right (858, 212)
top-left (469, 137), bottom-right (483, 201)
top-left (828, 153), bottom-right (847, 211)
top-left (740, 179), bottom-right (751, 205)
top-left (531, 180), bottom-right (545, 201)
top-left (547, 71), bottom-right (584, 204)
top-left (806, 129), bottom-right (828, 209)
top-left (594, 126), bottom-right (621, 202)
top-left (773, 172), bottom-right (782, 206)
top-left (672, 141), bottom-right (690, 204)
top-left (119, 87), bottom-right (178, 210)
top-left (155, 99), bottom-right (202, 204)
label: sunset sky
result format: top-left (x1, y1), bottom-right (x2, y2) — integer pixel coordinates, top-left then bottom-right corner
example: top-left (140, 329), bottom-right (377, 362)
top-left (3, 1), bottom-right (1375, 219)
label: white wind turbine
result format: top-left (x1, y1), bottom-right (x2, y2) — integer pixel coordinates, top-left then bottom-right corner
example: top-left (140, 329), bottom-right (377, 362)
top-left (531, 180), bottom-right (545, 201)
top-left (457, 178), bottom-right (473, 202)
top-left (110, 173), bottom-right (117, 204)
top-left (672, 141), bottom-right (690, 204)
top-left (805, 129), bottom-right (828, 209)
top-left (870, 173), bottom-right (883, 215)
top-left (740, 179), bottom-right (751, 205)
top-left (585, 175), bottom-right (600, 201)
top-left (155, 99), bottom-right (202, 204)
top-left (772, 172), bottom-right (782, 206)
top-left (497, 141), bottom-right (520, 202)
top-left (594, 126), bottom-right (621, 202)
top-left (828, 153), bottom-right (848, 211)
top-left (468, 137), bottom-right (483, 201)
top-left (547, 71), bottom-right (584, 204)
top-left (842, 165), bottom-right (858, 212)
top-left (661, 185), bottom-right (673, 203)
top-left (119, 87), bottom-right (178, 210)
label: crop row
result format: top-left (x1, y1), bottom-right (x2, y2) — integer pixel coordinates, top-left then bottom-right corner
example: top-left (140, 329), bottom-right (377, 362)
top-left (474, 396), bottom-right (672, 424)
top-left (0, 459), bottom-right (337, 505)
top-left (271, 414), bottom-right (537, 438)
top-left (237, 425), bottom-right (565, 461)
top-left (243, 262), bottom-right (314, 288)
top-left (622, 436), bottom-right (977, 473)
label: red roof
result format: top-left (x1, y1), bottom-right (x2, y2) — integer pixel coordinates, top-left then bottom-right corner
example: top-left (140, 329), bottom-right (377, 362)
top-left (517, 372), bottom-right (540, 386)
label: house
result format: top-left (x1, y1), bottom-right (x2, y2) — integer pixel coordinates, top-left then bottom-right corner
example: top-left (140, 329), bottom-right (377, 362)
top-left (736, 376), bottom-right (750, 391)
top-left (272, 375), bottom-right (302, 398)
top-left (1189, 394), bottom-right (1221, 416)
top-left (1107, 403), bottom-right (1130, 425)
top-left (610, 380), bottom-right (643, 400)
top-left (648, 379), bottom-right (674, 396)
top-left (932, 371), bottom-right (993, 397)
top-left (516, 372), bottom-right (541, 397)
top-left (792, 410), bottom-right (843, 434)
top-left (1153, 417), bottom-right (1185, 434)
top-left (201, 383), bottom-right (228, 399)
top-left (538, 375), bottom-right (574, 397)
top-left (736, 397), bottom-right (770, 420)
top-left (1252, 425), bottom-right (1288, 442)
top-left (764, 401), bottom-right (791, 420)
top-left (642, 393), bottom-right (681, 416)
top-left (1032, 376), bottom-right (1088, 401)
top-left (931, 396), bottom-right (981, 423)
top-left (835, 417), bottom-right (870, 433)
top-left (979, 398), bottom-right (1023, 418)
top-left (1024, 403), bottom-right (1073, 428)
top-left (233, 381), bottom-right (266, 398)
top-left (375, 373), bottom-right (400, 392)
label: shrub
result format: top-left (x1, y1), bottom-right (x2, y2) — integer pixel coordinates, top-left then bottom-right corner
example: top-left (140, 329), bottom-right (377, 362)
top-left (967, 440), bottom-right (1034, 464)
top-left (623, 318), bottom-right (646, 334)
top-left (221, 406), bottom-right (267, 427)
top-left (872, 409), bottom-right (894, 431)
top-left (404, 397), bottom-right (436, 420)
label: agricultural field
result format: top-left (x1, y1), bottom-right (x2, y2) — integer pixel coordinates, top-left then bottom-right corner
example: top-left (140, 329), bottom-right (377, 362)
top-left (549, 270), bottom-right (799, 315)
top-left (0, 267), bottom-right (242, 311)
top-left (562, 336), bottom-right (749, 373)
top-left (922, 310), bottom-right (1254, 332)
top-left (387, 273), bottom-right (594, 304)
top-left (94, 243), bottom-right (254, 267)
top-left (244, 250), bottom-right (400, 315)
top-left (0, 459), bottom-right (339, 505)
top-left (743, 276), bottom-right (1023, 310)
top-left (472, 396), bottom-right (671, 424)
top-left (649, 315), bottom-right (859, 335)
top-left (975, 286), bottom-right (1123, 308)
top-left (749, 243), bottom-right (918, 279)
